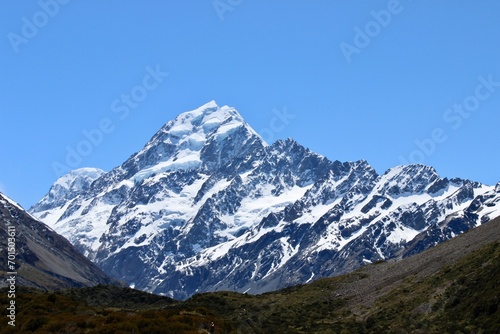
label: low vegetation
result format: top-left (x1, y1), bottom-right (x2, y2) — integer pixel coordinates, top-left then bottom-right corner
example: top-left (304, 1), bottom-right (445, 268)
top-left (1, 228), bottom-right (498, 333)
top-left (0, 286), bottom-right (228, 333)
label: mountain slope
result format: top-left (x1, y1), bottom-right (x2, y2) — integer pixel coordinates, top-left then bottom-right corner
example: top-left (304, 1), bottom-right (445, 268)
top-left (30, 101), bottom-right (500, 299)
top-left (183, 215), bottom-right (500, 333)
top-left (3, 216), bottom-right (498, 333)
top-left (0, 193), bottom-right (120, 290)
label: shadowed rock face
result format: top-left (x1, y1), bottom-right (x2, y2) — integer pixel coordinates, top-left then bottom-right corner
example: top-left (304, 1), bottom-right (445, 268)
top-left (30, 102), bottom-right (500, 299)
top-left (0, 193), bottom-right (121, 290)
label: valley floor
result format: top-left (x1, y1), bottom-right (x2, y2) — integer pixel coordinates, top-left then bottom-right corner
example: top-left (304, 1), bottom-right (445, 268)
top-left (1, 217), bottom-right (499, 334)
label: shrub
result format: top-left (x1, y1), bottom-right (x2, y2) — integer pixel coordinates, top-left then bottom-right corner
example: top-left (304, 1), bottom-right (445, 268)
top-left (24, 317), bottom-right (48, 331)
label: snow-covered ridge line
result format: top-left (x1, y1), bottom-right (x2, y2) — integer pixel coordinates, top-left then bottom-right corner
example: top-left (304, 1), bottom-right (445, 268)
top-left (29, 101), bottom-right (500, 300)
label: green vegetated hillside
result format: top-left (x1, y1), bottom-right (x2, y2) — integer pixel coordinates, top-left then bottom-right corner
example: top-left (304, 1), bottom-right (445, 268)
top-left (1, 217), bottom-right (499, 334)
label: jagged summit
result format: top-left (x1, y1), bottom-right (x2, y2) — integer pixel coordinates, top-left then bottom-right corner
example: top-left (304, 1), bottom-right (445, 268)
top-left (148, 101), bottom-right (260, 147)
top-left (109, 102), bottom-right (266, 183)
top-left (30, 102), bottom-right (500, 300)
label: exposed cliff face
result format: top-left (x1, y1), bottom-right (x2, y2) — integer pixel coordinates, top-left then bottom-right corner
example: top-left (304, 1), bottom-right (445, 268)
top-left (30, 101), bottom-right (500, 299)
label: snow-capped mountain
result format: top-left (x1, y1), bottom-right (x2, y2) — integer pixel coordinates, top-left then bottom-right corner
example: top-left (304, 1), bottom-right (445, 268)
top-left (30, 101), bottom-right (500, 299)
top-left (31, 167), bottom-right (105, 215)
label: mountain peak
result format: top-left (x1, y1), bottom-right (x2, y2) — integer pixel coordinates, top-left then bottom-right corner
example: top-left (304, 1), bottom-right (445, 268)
top-left (192, 99), bottom-right (219, 111)
top-left (29, 167), bottom-right (105, 213)
top-left (377, 164), bottom-right (441, 196)
top-left (167, 101), bottom-right (246, 130)
top-left (111, 102), bottom-right (266, 183)
top-left (153, 102), bottom-right (257, 144)
top-left (29, 103), bottom-right (500, 300)
top-left (56, 167), bottom-right (106, 188)
top-left (384, 164), bottom-right (437, 175)
top-left (169, 102), bottom-right (245, 135)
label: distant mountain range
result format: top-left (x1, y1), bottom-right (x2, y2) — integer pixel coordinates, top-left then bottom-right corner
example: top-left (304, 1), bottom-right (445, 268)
top-left (30, 101), bottom-right (500, 299)
top-left (0, 193), bottom-right (120, 290)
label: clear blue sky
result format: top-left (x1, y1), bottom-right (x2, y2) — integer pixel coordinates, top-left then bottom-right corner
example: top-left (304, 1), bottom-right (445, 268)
top-left (1, 1), bottom-right (499, 208)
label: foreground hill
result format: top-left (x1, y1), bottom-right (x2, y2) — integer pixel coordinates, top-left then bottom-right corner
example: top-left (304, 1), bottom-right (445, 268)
top-left (1, 216), bottom-right (498, 333)
top-left (0, 193), bottom-right (121, 290)
top-left (184, 214), bottom-right (500, 333)
top-left (30, 101), bottom-right (500, 299)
